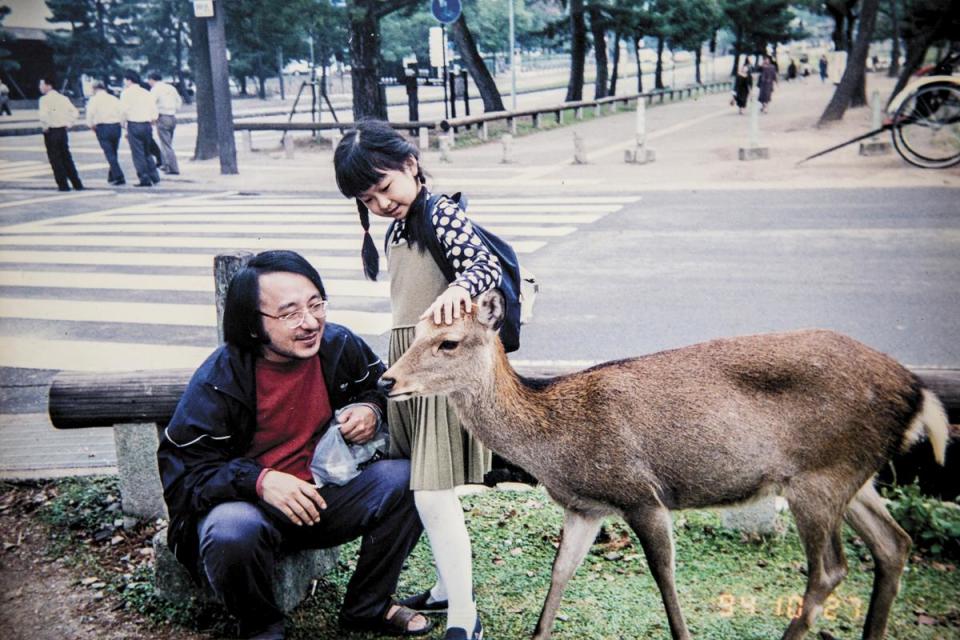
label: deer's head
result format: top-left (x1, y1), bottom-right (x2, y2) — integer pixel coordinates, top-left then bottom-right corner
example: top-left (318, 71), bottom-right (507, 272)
top-left (379, 289), bottom-right (506, 400)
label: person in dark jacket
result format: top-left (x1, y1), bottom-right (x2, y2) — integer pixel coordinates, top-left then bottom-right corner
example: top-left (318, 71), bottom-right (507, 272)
top-left (733, 62), bottom-right (753, 114)
top-left (158, 250), bottom-right (431, 640)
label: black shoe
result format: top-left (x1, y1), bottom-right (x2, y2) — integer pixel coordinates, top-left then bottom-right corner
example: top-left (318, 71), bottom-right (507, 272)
top-left (57, 187), bottom-right (70, 192)
top-left (399, 589), bottom-right (448, 614)
top-left (112, 179), bottom-right (126, 186)
top-left (73, 184), bottom-right (85, 191)
top-left (135, 181), bottom-right (153, 187)
top-left (443, 618), bottom-right (482, 640)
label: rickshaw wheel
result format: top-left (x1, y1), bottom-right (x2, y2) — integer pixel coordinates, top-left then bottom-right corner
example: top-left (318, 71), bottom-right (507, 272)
top-left (891, 82), bottom-right (960, 169)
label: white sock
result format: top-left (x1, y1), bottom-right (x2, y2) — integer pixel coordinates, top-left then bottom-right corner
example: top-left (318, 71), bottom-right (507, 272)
top-left (428, 582), bottom-right (447, 604)
top-left (414, 489), bottom-right (478, 631)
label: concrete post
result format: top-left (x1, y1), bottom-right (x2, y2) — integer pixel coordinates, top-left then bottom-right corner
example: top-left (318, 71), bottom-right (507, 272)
top-left (859, 89), bottom-right (893, 156)
top-left (573, 131), bottom-right (587, 164)
top-left (739, 89), bottom-right (770, 161)
top-left (532, 113), bottom-right (541, 128)
top-left (114, 423), bottom-right (168, 528)
top-left (214, 252), bottom-right (254, 345)
top-left (500, 134), bottom-right (514, 164)
top-left (480, 121), bottom-right (489, 141)
top-left (594, 103), bottom-right (602, 118)
top-left (625, 97), bottom-right (656, 164)
top-left (439, 134), bottom-right (453, 163)
top-left (283, 133), bottom-right (295, 159)
top-left (510, 116), bottom-right (517, 135)
top-left (418, 126), bottom-right (430, 151)
top-left (575, 107), bottom-right (583, 120)
top-left (243, 130), bottom-right (253, 152)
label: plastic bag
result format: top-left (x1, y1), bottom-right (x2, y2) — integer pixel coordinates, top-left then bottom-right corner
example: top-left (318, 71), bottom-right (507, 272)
top-left (310, 407), bottom-right (389, 487)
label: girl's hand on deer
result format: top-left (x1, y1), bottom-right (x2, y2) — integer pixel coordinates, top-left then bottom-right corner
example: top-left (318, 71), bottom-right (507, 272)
top-left (422, 284), bottom-right (472, 326)
top-left (337, 404), bottom-right (377, 444)
top-left (260, 470), bottom-right (326, 526)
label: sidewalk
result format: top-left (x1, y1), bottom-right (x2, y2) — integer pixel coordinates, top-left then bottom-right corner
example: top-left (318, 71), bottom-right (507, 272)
top-left (94, 72), bottom-right (959, 196)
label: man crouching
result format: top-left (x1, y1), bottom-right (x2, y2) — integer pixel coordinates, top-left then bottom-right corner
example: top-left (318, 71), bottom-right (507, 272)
top-left (158, 250), bottom-right (432, 639)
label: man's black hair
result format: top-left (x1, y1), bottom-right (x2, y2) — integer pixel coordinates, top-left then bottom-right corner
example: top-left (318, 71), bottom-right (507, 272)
top-left (223, 250), bottom-right (328, 355)
top-left (333, 119), bottom-right (428, 281)
top-left (148, 71), bottom-right (163, 82)
top-left (38, 76), bottom-right (54, 87)
top-left (123, 69), bottom-right (141, 85)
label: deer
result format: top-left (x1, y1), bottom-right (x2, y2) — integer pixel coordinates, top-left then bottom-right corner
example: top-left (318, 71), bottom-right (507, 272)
top-left (379, 289), bottom-right (949, 640)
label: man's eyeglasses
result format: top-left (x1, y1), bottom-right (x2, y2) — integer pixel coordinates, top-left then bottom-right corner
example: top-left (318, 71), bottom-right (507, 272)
top-left (259, 300), bottom-right (328, 328)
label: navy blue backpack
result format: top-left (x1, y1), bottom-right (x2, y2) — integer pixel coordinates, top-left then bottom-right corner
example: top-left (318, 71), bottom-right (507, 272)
top-left (388, 192), bottom-right (527, 353)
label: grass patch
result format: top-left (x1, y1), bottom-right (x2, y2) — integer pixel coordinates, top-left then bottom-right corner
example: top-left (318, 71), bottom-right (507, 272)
top-left (22, 479), bottom-right (960, 639)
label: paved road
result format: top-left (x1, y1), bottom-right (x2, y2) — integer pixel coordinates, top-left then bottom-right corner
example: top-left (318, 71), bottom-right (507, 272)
top-left (1, 184), bottom-right (957, 478)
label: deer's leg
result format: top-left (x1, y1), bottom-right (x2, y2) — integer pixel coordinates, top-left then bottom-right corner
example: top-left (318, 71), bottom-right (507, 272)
top-left (624, 504), bottom-right (691, 640)
top-left (782, 480), bottom-right (850, 640)
top-left (532, 509), bottom-right (602, 640)
top-left (843, 481), bottom-right (911, 640)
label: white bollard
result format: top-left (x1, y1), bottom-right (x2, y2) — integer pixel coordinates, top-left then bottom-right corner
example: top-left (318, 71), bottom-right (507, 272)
top-left (243, 130), bottom-right (254, 152)
top-left (738, 89), bottom-right (769, 161)
top-left (500, 133), bottom-right (514, 164)
top-left (625, 98), bottom-right (655, 164)
top-left (419, 126), bottom-right (430, 151)
top-left (439, 134), bottom-right (453, 163)
top-left (573, 131), bottom-right (587, 164)
top-left (283, 133), bottom-right (295, 159)
top-left (859, 89), bottom-right (893, 156)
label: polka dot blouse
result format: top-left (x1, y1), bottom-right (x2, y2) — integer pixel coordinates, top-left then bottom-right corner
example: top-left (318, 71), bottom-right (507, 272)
top-left (390, 195), bottom-right (502, 296)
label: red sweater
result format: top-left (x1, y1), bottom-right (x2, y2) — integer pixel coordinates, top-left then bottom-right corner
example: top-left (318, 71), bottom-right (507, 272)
top-left (249, 357), bottom-right (332, 486)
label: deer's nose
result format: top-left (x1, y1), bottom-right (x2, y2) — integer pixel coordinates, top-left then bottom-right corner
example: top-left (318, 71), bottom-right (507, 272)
top-left (378, 376), bottom-right (396, 394)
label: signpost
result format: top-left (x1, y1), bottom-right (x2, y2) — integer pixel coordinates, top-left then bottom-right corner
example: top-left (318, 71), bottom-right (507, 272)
top-left (431, 0), bottom-right (461, 120)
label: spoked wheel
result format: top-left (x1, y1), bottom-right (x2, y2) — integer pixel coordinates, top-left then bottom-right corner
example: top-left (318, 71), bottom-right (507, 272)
top-left (892, 82), bottom-right (960, 168)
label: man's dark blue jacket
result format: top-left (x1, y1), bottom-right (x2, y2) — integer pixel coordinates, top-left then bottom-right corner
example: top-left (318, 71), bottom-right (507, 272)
top-left (157, 323), bottom-right (387, 577)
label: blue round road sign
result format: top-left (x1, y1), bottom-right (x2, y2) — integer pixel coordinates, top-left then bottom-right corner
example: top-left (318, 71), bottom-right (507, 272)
top-left (431, 0), bottom-right (462, 24)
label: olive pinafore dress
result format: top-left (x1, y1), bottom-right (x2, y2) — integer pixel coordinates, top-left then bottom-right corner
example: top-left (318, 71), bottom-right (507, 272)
top-left (386, 236), bottom-right (491, 491)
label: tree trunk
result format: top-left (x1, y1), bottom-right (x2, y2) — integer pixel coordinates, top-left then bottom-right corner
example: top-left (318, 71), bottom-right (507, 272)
top-left (633, 35), bottom-right (643, 93)
top-left (731, 28), bottom-right (742, 76)
top-left (828, 5), bottom-right (845, 51)
top-left (449, 13), bottom-right (504, 112)
top-left (819, 0), bottom-right (880, 123)
top-left (189, 15), bottom-right (218, 160)
top-left (565, 0), bottom-right (586, 102)
top-left (588, 7), bottom-right (608, 99)
top-left (888, 24), bottom-right (941, 107)
top-left (349, 1), bottom-right (386, 120)
top-left (608, 30), bottom-right (620, 96)
top-left (888, 0), bottom-right (901, 78)
top-left (257, 74), bottom-right (266, 100)
top-left (695, 46), bottom-right (702, 84)
top-left (655, 36), bottom-right (664, 89)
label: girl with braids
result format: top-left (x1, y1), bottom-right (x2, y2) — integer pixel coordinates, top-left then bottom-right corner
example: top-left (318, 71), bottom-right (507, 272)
top-left (334, 120), bottom-right (494, 640)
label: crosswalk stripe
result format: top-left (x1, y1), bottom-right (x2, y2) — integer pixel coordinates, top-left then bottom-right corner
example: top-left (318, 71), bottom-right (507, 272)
top-left (0, 297), bottom-right (392, 334)
top-left (0, 234), bottom-right (547, 253)
top-left (0, 249), bottom-right (382, 271)
top-left (103, 203), bottom-right (627, 215)
top-left (155, 196), bottom-right (640, 206)
top-left (0, 270), bottom-right (390, 297)
top-left (12, 222), bottom-right (577, 237)
top-left (0, 336), bottom-right (214, 371)
top-left (0, 161), bottom-right (106, 180)
top-left (77, 212), bottom-right (606, 224)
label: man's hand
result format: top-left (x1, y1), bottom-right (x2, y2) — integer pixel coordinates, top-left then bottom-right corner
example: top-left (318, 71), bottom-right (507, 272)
top-left (260, 470), bottom-right (326, 526)
top-left (337, 404), bottom-right (377, 444)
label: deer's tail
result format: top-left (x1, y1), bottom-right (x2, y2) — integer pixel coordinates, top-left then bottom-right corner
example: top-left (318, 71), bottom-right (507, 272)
top-left (901, 388), bottom-right (949, 465)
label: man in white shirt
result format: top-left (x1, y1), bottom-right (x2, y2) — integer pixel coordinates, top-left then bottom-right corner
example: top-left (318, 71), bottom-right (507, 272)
top-left (86, 81), bottom-right (126, 185)
top-left (147, 72), bottom-right (182, 175)
top-left (120, 69), bottom-right (160, 187)
top-left (38, 77), bottom-right (84, 192)
top-left (0, 80), bottom-right (11, 116)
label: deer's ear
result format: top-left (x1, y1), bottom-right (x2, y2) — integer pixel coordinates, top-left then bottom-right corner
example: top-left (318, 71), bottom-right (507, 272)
top-left (475, 289), bottom-right (505, 332)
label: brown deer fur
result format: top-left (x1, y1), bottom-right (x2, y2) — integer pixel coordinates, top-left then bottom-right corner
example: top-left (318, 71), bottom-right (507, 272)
top-left (380, 290), bottom-right (949, 640)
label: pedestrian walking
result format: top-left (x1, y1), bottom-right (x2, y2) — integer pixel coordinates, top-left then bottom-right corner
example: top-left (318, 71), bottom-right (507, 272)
top-left (147, 71), bottom-right (181, 175)
top-left (787, 58), bottom-right (797, 81)
top-left (120, 69), bottom-right (160, 187)
top-left (85, 82), bottom-right (125, 186)
top-left (38, 77), bottom-right (83, 192)
top-left (758, 54), bottom-right (777, 113)
top-left (819, 54), bottom-right (829, 83)
top-left (733, 63), bottom-right (753, 115)
top-left (334, 120), bottom-right (489, 640)
top-left (0, 79), bottom-right (11, 116)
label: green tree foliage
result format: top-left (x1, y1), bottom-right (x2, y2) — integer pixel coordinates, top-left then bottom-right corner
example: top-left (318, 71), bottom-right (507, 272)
top-left (722, 0), bottom-right (799, 74)
top-left (134, 0), bottom-right (191, 84)
top-left (0, 5), bottom-right (20, 76)
top-left (667, 0), bottom-right (723, 83)
top-left (889, 0), bottom-right (960, 102)
top-left (820, 0), bottom-right (880, 121)
top-left (224, 0), bottom-right (311, 98)
top-left (44, 0), bottom-right (133, 92)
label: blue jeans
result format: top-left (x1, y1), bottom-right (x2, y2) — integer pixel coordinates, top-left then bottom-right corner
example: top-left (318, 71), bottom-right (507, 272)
top-left (197, 460), bottom-right (422, 635)
top-left (126, 121), bottom-right (159, 184)
top-left (95, 123), bottom-right (124, 183)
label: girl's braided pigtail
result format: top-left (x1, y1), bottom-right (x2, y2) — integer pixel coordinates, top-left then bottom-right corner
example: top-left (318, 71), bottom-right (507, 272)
top-left (357, 200), bottom-right (380, 281)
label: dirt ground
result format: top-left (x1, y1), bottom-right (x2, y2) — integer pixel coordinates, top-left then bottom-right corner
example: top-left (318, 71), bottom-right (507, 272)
top-left (0, 483), bottom-right (208, 640)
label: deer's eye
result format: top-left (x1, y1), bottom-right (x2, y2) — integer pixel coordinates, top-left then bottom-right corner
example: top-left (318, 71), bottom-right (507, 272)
top-left (438, 340), bottom-right (459, 351)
